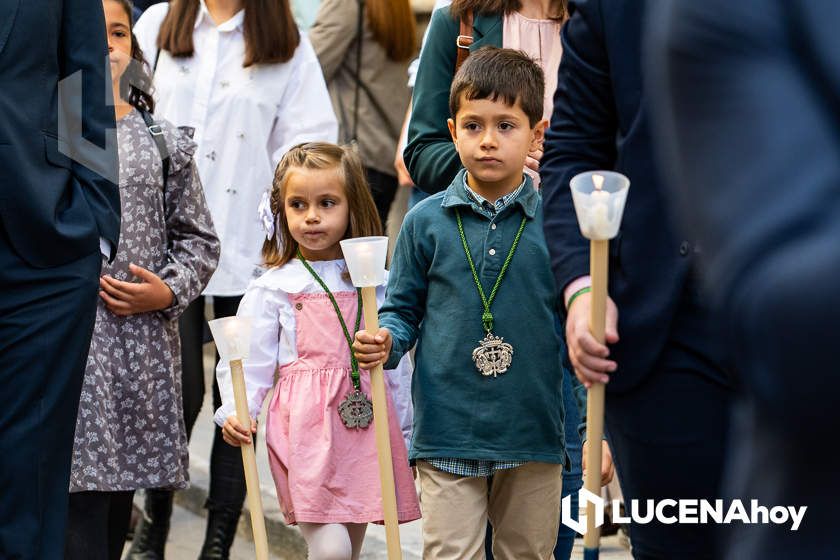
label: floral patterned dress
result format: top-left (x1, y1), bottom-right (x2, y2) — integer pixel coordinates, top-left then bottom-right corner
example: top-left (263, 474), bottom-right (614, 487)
top-left (70, 109), bottom-right (220, 492)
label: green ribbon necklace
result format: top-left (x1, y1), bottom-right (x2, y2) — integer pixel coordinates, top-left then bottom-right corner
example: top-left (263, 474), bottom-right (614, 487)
top-left (297, 249), bottom-right (373, 429)
top-left (455, 209), bottom-right (527, 377)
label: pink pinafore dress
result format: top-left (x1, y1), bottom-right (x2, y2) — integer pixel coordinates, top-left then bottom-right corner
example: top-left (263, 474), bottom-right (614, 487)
top-left (265, 290), bottom-right (421, 525)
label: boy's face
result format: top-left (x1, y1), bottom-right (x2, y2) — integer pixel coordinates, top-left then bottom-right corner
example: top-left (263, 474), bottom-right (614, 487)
top-left (448, 94), bottom-right (546, 194)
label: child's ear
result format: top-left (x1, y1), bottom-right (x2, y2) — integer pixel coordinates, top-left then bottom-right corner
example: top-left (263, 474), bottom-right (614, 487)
top-left (531, 118), bottom-right (549, 150)
top-left (447, 118), bottom-right (458, 149)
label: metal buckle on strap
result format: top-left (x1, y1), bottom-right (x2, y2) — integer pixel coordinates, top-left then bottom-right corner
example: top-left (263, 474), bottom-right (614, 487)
top-left (456, 35), bottom-right (473, 49)
top-left (148, 124), bottom-right (164, 136)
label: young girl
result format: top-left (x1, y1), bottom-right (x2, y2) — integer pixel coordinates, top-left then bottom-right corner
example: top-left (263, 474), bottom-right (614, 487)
top-left (65, 2), bottom-right (219, 559)
top-left (132, 1), bottom-right (337, 553)
top-left (216, 142), bottom-right (419, 560)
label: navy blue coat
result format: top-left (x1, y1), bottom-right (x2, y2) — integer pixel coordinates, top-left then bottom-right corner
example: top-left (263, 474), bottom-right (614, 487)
top-left (541, 0), bottom-right (696, 392)
top-left (649, 0), bottom-right (840, 556)
top-left (0, 0), bottom-right (119, 268)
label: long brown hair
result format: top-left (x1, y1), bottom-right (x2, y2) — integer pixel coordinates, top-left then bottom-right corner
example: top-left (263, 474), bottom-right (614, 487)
top-left (109, 0), bottom-right (156, 112)
top-left (366, 0), bottom-right (417, 62)
top-left (157, 0), bottom-right (300, 66)
top-left (263, 143), bottom-right (383, 268)
top-left (450, 0), bottom-right (567, 20)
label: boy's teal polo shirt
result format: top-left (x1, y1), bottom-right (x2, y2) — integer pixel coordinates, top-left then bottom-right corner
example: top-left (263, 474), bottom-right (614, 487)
top-left (380, 170), bottom-right (566, 464)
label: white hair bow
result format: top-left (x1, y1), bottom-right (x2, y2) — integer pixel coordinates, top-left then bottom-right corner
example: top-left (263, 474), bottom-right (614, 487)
top-left (258, 190), bottom-right (276, 240)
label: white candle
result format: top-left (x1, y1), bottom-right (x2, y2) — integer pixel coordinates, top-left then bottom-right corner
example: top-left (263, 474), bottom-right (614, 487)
top-left (590, 189), bottom-right (610, 204)
top-left (586, 185), bottom-right (612, 237)
top-left (588, 202), bottom-right (611, 237)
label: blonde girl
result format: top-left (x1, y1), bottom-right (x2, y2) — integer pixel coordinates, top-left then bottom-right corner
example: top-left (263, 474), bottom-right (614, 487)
top-left (216, 143), bottom-right (419, 560)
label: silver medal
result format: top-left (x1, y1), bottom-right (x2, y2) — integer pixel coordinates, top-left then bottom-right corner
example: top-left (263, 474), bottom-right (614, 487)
top-left (338, 389), bottom-right (374, 429)
top-left (472, 332), bottom-right (514, 377)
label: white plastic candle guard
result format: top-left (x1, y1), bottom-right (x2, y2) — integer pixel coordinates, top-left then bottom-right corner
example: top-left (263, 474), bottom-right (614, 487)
top-left (569, 171), bottom-right (630, 241)
top-left (208, 316), bottom-right (253, 362)
top-left (340, 236), bottom-right (388, 287)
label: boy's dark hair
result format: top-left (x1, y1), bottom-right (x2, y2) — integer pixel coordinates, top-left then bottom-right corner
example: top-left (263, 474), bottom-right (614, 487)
top-left (449, 47), bottom-right (545, 126)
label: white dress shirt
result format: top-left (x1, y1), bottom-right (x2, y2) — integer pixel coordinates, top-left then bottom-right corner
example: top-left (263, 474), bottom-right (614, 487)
top-left (134, 2), bottom-right (338, 295)
top-left (214, 260), bottom-right (414, 450)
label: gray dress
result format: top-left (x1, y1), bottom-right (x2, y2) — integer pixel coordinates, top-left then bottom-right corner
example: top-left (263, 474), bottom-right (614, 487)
top-left (70, 109), bottom-right (220, 492)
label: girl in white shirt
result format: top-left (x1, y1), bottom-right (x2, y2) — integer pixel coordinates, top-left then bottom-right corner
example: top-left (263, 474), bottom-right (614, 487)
top-left (131, 1), bottom-right (337, 557)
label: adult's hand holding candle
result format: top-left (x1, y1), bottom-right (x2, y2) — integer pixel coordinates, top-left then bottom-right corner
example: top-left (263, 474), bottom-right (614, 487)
top-left (568, 171), bottom-right (629, 560)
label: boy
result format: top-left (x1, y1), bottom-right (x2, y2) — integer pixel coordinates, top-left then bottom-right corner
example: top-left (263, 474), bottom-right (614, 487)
top-left (354, 47), bottom-right (566, 559)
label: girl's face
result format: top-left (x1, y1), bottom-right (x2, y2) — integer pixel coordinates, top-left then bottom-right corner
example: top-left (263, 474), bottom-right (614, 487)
top-left (103, 0), bottom-right (132, 84)
top-left (283, 167), bottom-right (350, 261)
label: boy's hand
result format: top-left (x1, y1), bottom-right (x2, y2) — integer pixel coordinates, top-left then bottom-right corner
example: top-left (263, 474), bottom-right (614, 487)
top-left (582, 439), bottom-right (616, 486)
top-left (222, 415), bottom-right (257, 447)
top-left (353, 328), bottom-right (393, 370)
top-left (99, 263), bottom-right (174, 316)
top-left (566, 291), bottom-right (619, 387)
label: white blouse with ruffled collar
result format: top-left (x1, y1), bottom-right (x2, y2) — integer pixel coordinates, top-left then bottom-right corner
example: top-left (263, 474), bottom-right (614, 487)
top-left (214, 259), bottom-right (414, 448)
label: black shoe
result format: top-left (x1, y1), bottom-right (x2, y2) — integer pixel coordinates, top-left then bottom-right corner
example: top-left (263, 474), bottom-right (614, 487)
top-left (197, 507), bottom-right (242, 560)
top-left (125, 489), bottom-right (174, 560)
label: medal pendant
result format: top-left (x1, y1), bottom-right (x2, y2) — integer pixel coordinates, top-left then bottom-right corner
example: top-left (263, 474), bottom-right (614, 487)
top-left (472, 332), bottom-right (514, 377)
top-left (338, 389), bottom-right (374, 429)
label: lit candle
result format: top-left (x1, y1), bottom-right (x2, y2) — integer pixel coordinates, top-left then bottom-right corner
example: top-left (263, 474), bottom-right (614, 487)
top-left (588, 202), bottom-right (611, 238)
top-left (587, 175), bottom-right (612, 238)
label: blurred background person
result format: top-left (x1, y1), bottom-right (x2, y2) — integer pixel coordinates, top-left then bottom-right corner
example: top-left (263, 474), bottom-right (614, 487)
top-left (649, 1), bottom-right (839, 557)
top-left (131, 0), bottom-right (337, 557)
top-left (309, 0), bottom-right (417, 230)
top-left (395, 0), bottom-right (452, 212)
top-left (0, 0), bottom-right (119, 557)
top-left (541, 1), bottom-right (735, 558)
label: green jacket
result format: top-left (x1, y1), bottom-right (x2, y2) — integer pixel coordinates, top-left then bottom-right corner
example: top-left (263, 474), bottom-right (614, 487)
top-left (380, 170), bottom-right (566, 463)
top-left (404, 9), bottom-right (503, 193)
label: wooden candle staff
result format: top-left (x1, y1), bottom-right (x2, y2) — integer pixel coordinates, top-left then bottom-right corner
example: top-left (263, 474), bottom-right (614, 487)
top-left (569, 171), bottom-right (629, 560)
top-left (208, 317), bottom-right (269, 560)
top-left (340, 237), bottom-right (402, 560)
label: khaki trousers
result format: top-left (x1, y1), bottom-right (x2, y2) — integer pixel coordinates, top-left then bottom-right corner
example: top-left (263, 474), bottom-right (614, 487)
top-left (417, 460), bottom-right (563, 560)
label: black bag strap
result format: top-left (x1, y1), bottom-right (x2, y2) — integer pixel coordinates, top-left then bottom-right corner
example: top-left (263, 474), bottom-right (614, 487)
top-left (351, 0), bottom-right (365, 143)
top-left (139, 108), bottom-right (170, 184)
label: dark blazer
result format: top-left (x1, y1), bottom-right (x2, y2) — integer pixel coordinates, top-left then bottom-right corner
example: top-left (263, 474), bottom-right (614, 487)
top-left (541, 0), bottom-right (698, 392)
top-left (648, 1), bottom-right (839, 556)
top-left (404, 7), bottom-right (502, 193)
top-left (0, 0), bottom-right (119, 268)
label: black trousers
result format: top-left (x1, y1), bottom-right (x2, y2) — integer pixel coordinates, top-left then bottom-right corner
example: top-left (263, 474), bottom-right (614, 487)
top-left (606, 277), bottom-right (735, 560)
top-left (0, 224), bottom-right (101, 559)
top-left (179, 295), bottom-right (249, 513)
top-left (65, 490), bottom-right (136, 560)
top-left (365, 167), bottom-right (398, 230)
